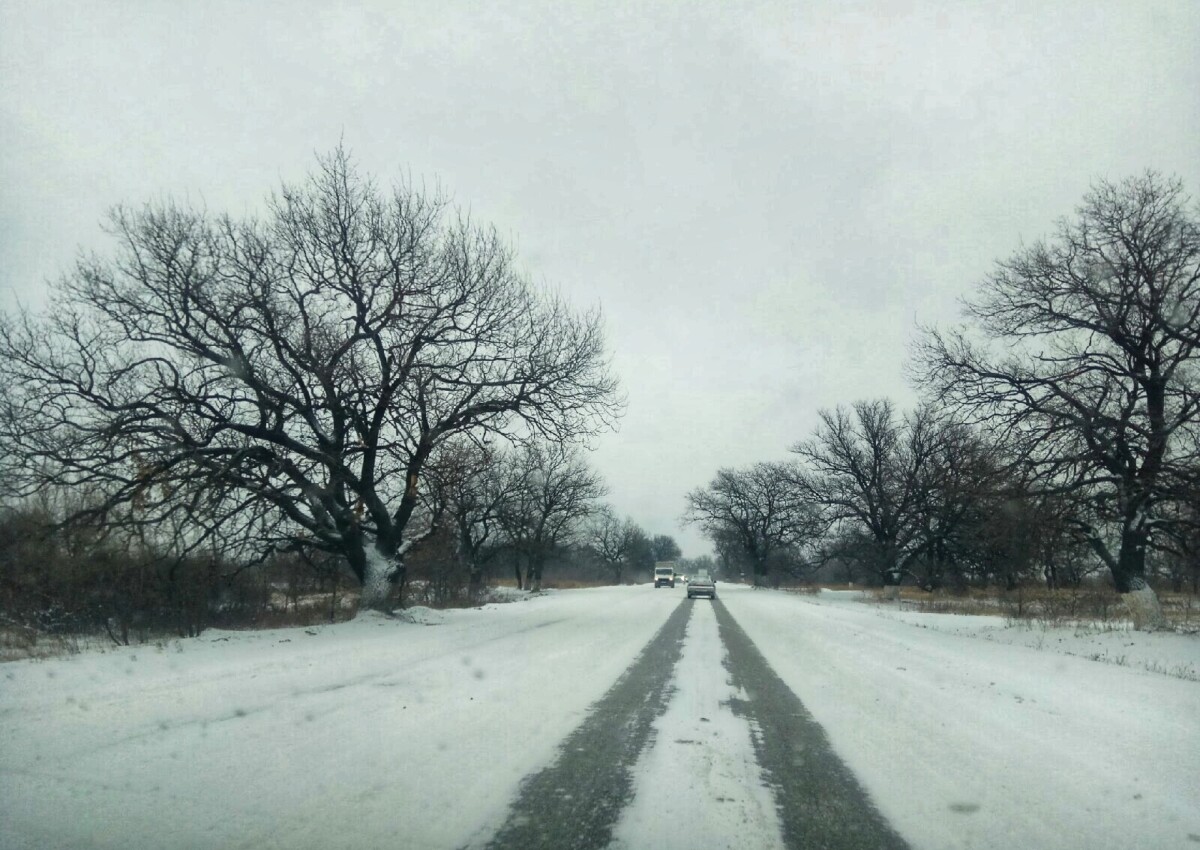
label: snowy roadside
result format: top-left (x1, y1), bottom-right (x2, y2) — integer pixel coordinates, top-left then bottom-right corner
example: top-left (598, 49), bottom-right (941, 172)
top-left (801, 588), bottom-right (1200, 681)
top-left (721, 584), bottom-right (1200, 850)
top-left (0, 586), bottom-right (682, 850)
top-left (878, 596), bottom-right (1199, 682)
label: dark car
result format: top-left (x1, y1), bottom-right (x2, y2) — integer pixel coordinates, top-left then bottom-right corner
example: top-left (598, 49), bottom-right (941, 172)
top-left (687, 571), bottom-right (716, 600)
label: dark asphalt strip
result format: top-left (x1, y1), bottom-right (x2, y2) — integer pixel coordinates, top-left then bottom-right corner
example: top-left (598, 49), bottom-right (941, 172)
top-left (478, 598), bottom-right (693, 850)
top-left (712, 598), bottom-right (911, 850)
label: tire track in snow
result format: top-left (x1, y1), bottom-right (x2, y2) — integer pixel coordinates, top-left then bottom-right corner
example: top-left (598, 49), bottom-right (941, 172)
top-left (478, 597), bottom-right (693, 850)
top-left (713, 598), bottom-right (911, 850)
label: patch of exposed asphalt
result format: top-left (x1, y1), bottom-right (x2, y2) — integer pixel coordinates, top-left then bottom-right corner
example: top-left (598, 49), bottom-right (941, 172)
top-left (478, 598), bottom-right (693, 850)
top-left (713, 597), bottom-right (911, 850)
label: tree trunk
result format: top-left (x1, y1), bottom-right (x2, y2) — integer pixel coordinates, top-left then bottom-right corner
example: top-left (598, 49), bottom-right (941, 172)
top-left (880, 567), bottom-right (902, 601)
top-left (1044, 561), bottom-right (1059, 590)
top-left (1110, 527), bottom-right (1168, 630)
top-left (751, 555), bottom-right (769, 588)
top-left (1111, 526), bottom-right (1149, 593)
top-left (1123, 578), bottom-right (1168, 631)
top-left (359, 543), bottom-right (403, 613)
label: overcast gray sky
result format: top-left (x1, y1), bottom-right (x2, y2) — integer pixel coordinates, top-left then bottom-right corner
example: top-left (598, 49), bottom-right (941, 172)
top-left (2, 1), bottom-right (1198, 557)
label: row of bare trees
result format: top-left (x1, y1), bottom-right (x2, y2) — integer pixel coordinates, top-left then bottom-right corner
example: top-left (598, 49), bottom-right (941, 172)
top-left (687, 173), bottom-right (1200, 627)
top-left (0, 148), bottom-right (624, 623)
top-left (421, 437), bottom-right (682, 594)
top-left (422, 440), bottom-right (606, 594)
top-left (690, 399), bottom-right (1198, 616)
top-left (1, 429), bottom-right (684, 641)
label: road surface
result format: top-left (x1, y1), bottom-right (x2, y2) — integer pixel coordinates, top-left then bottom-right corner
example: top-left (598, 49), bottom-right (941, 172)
top-left (6, 582), bottom-right (1194, 849)
top-left (482, 588), bottom-right (908, 850)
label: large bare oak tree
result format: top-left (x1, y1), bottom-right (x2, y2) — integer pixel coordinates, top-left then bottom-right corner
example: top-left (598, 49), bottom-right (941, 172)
top-left (0, 149), bottom-right (621, 612)
top-left (916, 173), bottom-right (1200, 627)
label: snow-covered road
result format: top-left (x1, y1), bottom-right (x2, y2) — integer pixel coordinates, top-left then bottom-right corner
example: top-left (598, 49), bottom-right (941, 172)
top-left (610, 601), bottom-right (785, 850)
top-left (2, 583), bottom-right (1198, 849)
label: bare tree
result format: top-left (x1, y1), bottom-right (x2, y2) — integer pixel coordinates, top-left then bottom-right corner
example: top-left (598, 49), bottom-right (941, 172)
top-left (585, 506), bottom-right (640, 584)
top-left (906, 419), bottom-right (1013, 591)
top-left (421, 440), bottom-right (517, 597)
top-left (0, 148), bottom-right (621, 613)
top-left (499, 443), bottom-right (607, 591)
top-left (625, 525), bottom-right (656, 582)
top-left (649, 533), bottom-right (682, 563)
top-left (791, 401), bottom-right (939, 592)
top-left (684, 462), bottom-right (820, 585)
top-left (1155, 482), bottom-right (1200, 593)
top-left (916, 173), bottom-right (1200, 627)
top-left (792, 400), bottom-right (1020, 592)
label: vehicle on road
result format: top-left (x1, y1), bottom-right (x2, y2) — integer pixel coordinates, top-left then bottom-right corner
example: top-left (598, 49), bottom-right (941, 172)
top-left (653, 565), bottom-right (676, 588)
top-left (687, 571), bottom-right (716, 600)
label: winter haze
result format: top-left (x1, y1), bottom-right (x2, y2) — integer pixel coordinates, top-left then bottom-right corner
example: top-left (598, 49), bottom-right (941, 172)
top-left (2, 0), bottom-right (1197, 555)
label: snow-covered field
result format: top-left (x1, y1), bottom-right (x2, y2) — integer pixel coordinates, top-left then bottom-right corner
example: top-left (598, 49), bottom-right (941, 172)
top-left (2, 584), bottom-right (1198, 849)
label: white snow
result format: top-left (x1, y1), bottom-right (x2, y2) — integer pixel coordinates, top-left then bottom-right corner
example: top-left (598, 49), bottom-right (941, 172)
top-left (1, 583), bottom-right (1198, 850)
top-left (394, 605), bottom-right (445, 625)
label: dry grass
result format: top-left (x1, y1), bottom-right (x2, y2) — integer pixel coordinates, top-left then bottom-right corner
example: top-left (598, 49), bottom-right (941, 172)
top-left (487, 578), bottom-right (614, 591)
top-left (537, 578), bottom-right (610, 590)
top-left (0, 627), bottom-right (84, 662)
top-left (1160, 591), bottom-right (1200, 629)
top-left (863, 584), bottom-right (1200, 630)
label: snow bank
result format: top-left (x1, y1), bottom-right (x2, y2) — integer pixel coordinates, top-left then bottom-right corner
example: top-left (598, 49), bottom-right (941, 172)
top-left (395, 605), bottom-right (445, 625)
top-left (809, 588), bottom-right (1199, 681)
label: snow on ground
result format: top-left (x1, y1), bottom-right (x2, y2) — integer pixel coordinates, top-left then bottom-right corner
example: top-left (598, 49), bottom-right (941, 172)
top-left (0, 587), bottom-right (679, 850)
top-left (721, 584), bottom-right (1200, 850)
top-left (610, 600), bottom-right (784, 850)
top-left (2, 583), bottom-right (1198, 850)
top-left (879, 594), bottom-right (1200, 681)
